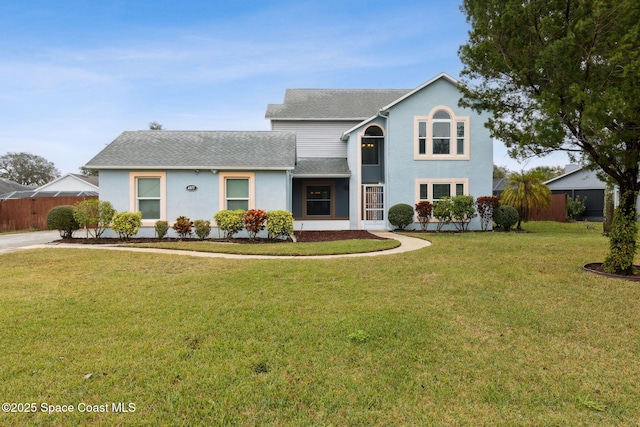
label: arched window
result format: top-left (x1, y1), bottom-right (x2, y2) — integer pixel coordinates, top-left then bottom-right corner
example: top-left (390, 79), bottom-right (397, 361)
top-left (415, 107), bottom-right (468, 160)
top-left (432, 110), bottom-right (451, 155)
top-left (362, 126), bottom-right (383, 165)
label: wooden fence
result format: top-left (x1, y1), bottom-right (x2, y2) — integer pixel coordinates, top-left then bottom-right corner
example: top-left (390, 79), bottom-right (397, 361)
top-left (529, 193), bottom-right (567, 222)
top-left (0, 196), bottom-right (98, 231)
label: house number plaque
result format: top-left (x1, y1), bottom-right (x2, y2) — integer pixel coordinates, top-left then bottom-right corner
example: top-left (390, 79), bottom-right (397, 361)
top-left (186, 185), bottom-right (197, 191)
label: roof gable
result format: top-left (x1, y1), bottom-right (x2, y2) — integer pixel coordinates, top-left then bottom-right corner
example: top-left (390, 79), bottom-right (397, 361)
top-left (341, 72), bottom-right (462, 138)
top-left (85, 131), bottom-right (296, 170)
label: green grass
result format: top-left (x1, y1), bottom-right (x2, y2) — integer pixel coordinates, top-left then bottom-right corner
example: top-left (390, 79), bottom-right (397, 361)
top-left (1, 221), bottom-right (639, 426)
top-left (130, 238), bottom-right (400, 256)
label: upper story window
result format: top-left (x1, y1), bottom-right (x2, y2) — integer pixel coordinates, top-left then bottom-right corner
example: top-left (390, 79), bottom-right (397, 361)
top-left (415, 107), bottom-right (469, 160)
top-left (361, 126), bottom-right (383, 165)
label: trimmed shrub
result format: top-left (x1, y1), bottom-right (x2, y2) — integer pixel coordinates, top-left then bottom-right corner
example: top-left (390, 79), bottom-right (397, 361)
top-left (73, 199), bottom-right (116, 238)
top-left (111, 211), bottom-right (142, 240)
top-left (46, 205), bottom-right (80, 238)
top-left (432, 198), bottom-right (453, 231)
top-left (193, 219), bottom-right (212, 240)
top-left (214, 209), bottom-right (245, 238)
top-left (388, 203), bottom-right (414, 230)
top-left (415, 201), bottom-right (433, 231)
top-left (243, 209), bottom-right (268, 239)
top-left (266, 210), bottom-right (294, 240)
top-left (173, 216), bottom-right (193, 239)
top-left (477, 196), bottom-right (500, 231)
top-left (155, 220), bottom-right (169, 238)
top-left (451, 195), bottom-right (477, 232)
top-left (494, 205), bottom-right (519, 231)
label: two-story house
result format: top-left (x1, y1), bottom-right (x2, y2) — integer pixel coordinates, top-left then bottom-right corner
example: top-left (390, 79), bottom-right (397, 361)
top-left (85, 73), bottom-right (492, 236)
top-left (266, 72), bottom-right (492, 230)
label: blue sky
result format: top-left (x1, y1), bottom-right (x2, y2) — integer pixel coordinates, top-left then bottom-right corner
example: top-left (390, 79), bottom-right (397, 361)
top-left (0, 0), bottom-right (568, 176)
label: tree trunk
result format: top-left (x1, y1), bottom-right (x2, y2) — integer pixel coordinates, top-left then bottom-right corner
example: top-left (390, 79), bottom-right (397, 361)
top-left (602, 181), bottom-right (615, 236)
top-left (603, 187), bottom-right (638, 275)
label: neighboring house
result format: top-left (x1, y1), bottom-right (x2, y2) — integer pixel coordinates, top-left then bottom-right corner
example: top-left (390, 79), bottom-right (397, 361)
top-left (544, 165), bottom-right (605, 220)
top-left (86, 73), bottom-right (493, 235)
top-left (0, 177), bottom-right (33, 197)
top-left (37, 173), bottom-right (99, 193)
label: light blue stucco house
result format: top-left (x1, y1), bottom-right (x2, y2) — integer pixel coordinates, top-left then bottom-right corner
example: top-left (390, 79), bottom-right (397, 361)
top-left (85, 73), bottom-right (492, 235)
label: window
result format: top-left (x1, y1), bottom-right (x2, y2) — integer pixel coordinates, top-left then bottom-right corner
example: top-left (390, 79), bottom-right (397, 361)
top-left (306, 185), bottom-right (331, 216)
top-left (361, 126), bottom-right (383, 165)
top-left (418, 121), bottom-right (427, 155)
top-left (226, 178), bottom-right (249, 210)
top-left (129, 172), bottom-right (166, 225)
top-left (137, 177), bottom-right (161, 219)
top-left (432, 110), bottom-right (451, 155)
top-left (414, 107), bottom-right (469, 160)
top-left (456, 121), bottom-right (465, 155)
top-left (219, 172), bottom-right (255, 211)
top-left (416, 179), bottom-right (469, 203)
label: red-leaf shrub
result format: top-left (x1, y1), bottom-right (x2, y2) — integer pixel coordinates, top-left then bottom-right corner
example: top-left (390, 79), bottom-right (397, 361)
top-left (415, 201), bottom-right (433, 231)
top-left (243, 209), bottom-right (268, 240)
top-left (476, 196), bottom-right (500, 231)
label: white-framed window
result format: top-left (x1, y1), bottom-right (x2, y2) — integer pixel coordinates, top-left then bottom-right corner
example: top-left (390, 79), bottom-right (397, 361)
top-left (129, 172), bottom-right (166, 225)
top-left (416, 179), bottom-right (469, 204)
top-left (219, 172), bottom-right (255, 211)
top-left (415, 106), bottom-right (469, 160)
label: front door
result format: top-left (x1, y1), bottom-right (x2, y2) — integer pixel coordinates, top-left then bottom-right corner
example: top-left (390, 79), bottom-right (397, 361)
top-left (362, 184), bottom-right (385, 229)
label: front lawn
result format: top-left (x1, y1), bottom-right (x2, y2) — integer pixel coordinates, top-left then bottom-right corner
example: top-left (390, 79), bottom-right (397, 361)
top-left (130, 238), bottom-right (400, 256)
top-left (1, 222), bottom-right (639, 425)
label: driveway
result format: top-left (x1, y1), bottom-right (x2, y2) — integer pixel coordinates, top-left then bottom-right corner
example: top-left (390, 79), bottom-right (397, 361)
top-left (0, 230), bottom-right (61, 254)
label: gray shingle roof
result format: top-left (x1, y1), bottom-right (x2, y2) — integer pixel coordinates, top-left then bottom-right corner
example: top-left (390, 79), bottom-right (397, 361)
top-left (292, 158), bottom-right (351, 177)
top-left (0, 178), bottom-right (34, 194)
top-left (265, 89), bottom-right (411, 120)
top-left (0, 190), bottom-right (99, 200)
top-left (85, 131), bottom-right (296, 170)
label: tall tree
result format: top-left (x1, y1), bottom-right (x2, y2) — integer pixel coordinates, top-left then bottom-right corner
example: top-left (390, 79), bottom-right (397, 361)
top-left (501, 170), bottom-right (552, 230)
top-left (493, 164), bottom-right (509, 179)
top-left (459, 0), bottom-right (640, 274)
top-left (0, 152), bottom-right (60, 186)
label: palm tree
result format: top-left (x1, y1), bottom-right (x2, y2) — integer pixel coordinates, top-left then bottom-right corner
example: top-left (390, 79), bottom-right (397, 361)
top-left (500, 170), bottom-right (552, 230)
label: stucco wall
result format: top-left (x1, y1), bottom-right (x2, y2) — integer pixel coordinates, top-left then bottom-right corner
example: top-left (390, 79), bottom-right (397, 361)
top-left (98, 169), bottom-right (289, 237)
top-left (347, 78), bottom-right (493, 230)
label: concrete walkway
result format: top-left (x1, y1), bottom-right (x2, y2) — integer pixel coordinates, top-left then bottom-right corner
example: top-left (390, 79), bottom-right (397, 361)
top-left (3, 231), bottom-right (430, 259)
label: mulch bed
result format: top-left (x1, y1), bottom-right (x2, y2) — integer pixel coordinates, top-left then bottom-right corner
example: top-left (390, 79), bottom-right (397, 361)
top-left (583, 263), bottom-right (640, 282)
top-left (58, 230), bottom-right (386, 245)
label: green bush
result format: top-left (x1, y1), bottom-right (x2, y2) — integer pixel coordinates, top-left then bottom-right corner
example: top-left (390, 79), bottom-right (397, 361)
top-left (388, 204), bottom-right (414, 230)
top-left (433, 198), bottom-right (453, 231)
top-left (604, 203), bottom-right (638, 274)
top-left (73, 199), bottom-right (115, 238)
top-left (266, 210), bottom-right (294, 240)
top-left (494, 205), bottom-right (519, 231)
top-left (567, 195), bottom-right (587, 220)
top-left (46, 205), bottom-right (80, 238)
top-left (155, 220), bottom-right (169, 238)
top-left (214, 209), bottom-right (245, 238)
top-left (111, 211), bottom-right (142, 240)
top-left (173, 216), bottom-right (193, 239)
top-left (193, 219), bottom-right (212, 240)
top-left (451, 195), bottom-right (477, 232)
